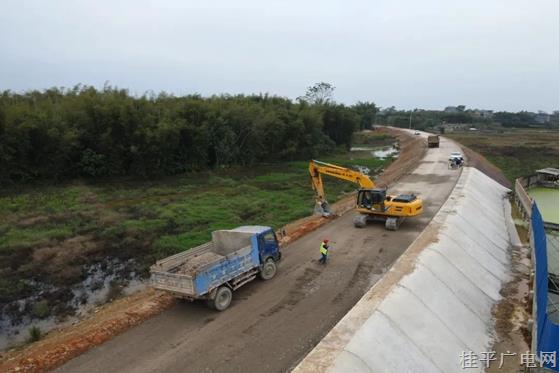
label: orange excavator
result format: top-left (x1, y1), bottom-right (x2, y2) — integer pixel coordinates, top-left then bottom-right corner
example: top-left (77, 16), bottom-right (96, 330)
top-left (309, 160), bottom-right (423, 230)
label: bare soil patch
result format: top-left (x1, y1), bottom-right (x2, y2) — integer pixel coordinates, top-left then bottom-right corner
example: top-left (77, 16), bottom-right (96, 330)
top-left (486, 242), bottom-right (531, 372)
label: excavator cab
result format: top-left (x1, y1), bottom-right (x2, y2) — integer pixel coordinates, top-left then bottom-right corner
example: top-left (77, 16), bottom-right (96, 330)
top-left (357, 189), bottom-right (387, 211)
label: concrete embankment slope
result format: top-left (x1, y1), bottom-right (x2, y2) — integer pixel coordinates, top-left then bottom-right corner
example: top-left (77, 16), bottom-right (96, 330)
top-left (294, 167), bottom-right (513, 373)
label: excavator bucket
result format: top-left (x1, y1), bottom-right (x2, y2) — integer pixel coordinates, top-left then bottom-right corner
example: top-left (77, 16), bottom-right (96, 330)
top-left (314, 201), bottom-right (333, 218)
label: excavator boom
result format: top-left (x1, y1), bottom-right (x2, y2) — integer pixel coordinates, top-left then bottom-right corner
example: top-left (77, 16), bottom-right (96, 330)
top-left (309, 160), bottom-right (375, 203)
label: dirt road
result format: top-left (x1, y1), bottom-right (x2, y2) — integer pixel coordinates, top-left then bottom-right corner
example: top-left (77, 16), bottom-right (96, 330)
top-left (56, 132), bottom-right (461, 373)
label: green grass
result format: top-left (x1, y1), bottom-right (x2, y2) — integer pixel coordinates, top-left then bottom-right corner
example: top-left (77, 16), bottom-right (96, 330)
top-left (0, 186), bottom-right (86, 216)
top-left (118, 219), bottom-right (168, 233)
top-left (352, 132), bottom-right (395, 147)
top-left (0, 153), bottom-right (391, 257)
top-left (485, 154), bottom-right (546, 183)
top-left (321, 155), bottom-right (388, 171)
top-left (0, 226), bottom-right (74, 250)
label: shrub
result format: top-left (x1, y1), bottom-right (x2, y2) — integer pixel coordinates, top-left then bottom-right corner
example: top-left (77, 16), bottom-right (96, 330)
top-left (27, 326), bottom-right (42, 343)
top-left (32, 300), bottom-right (50, 319)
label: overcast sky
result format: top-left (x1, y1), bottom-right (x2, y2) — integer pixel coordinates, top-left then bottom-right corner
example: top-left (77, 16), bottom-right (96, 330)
top-left (1, 0), bottom-right (558, 112)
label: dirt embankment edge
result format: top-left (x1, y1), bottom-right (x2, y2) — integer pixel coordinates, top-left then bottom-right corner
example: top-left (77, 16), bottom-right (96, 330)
top-left (0, 290), bottom-right (174, 373)
top-left (459, 145), bottom-right (511, 188)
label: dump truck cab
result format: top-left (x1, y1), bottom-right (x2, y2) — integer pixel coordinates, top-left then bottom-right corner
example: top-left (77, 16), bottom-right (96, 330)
top-left (230, 226), bottom-right (281, 264)
top-left (255, 227), bottom-right (282, 263)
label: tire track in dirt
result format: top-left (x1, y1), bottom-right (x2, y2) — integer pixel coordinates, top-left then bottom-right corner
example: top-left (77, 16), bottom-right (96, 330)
top-left (261, 267), bottom-right (322, 317)
top-left (331, 263), bottom-right (375, 304)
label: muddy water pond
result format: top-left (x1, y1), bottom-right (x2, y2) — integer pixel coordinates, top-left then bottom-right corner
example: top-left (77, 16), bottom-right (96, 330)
top-left (350, 144), bottom-right (399, 160)
top-left (0, 258), bottom-right (144, 351)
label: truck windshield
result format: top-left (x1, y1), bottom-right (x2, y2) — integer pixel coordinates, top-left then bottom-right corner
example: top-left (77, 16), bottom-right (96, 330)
top-left (263, 231), bottom-right (276, 244)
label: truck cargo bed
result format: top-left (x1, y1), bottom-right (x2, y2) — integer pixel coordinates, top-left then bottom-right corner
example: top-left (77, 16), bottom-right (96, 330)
top-left (150, 229), bottom-right (260, 298)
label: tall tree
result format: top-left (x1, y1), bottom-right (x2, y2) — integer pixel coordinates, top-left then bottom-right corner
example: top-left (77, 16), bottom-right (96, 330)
top-left (322, 105), bottom-right (359, 149)
top-left (300, 82), bottom-right (335, 105)
top-left (352, 101), bottom-right (378, 130)
top-left (0, 86), bottom-right (358, 184)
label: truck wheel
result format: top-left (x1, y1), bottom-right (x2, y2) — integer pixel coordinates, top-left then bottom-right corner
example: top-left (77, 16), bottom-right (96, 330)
top-left (260, 258), bottom-right (277, 280)
top-left (211, 286), bottom-right (233, 311)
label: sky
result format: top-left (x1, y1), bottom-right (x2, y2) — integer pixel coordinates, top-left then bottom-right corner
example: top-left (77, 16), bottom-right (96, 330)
top-left (1, 0), bottom-right (558, 112)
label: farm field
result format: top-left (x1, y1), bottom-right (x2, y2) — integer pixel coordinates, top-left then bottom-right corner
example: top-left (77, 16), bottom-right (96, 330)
top-left (446, 128), bottom-right (559, 182)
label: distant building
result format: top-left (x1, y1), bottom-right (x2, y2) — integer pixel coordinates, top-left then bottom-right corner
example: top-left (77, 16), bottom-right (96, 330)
top-left (479, 110), bottom-right (493, 119)
top-left (535, 111), bottom-right (550, 124)
top-left (442, 123), bottom-right (468, 132)
top-left (470, 109), bottom-right (493, 119)
top-left (536, 168), bottom-right (559, 185)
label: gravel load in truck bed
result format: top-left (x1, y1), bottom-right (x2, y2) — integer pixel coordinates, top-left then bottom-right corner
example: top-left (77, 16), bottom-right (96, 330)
top-left (174, 251), bottom-right (224, 275)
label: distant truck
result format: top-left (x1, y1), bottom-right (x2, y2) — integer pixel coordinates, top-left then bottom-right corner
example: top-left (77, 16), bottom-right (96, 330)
top-left (427, 135), bottom-right (440, 148)
top-left (150, 226), bottom-right (281, 311)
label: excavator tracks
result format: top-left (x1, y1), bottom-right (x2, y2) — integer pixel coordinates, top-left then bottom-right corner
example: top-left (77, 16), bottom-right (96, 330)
top-left (385, 217), bottom-right (402, 231)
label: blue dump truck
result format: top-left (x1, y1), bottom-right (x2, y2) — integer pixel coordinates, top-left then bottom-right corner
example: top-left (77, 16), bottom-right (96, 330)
top-left (150, 226), bottom-right (281, 311)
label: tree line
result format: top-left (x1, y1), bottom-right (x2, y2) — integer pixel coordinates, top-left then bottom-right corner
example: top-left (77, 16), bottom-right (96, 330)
top-left (0, 84), bottom-right (378, 184)
top-left (378, 107), bottom-right (559, 130)
top-left (378, 108), bottom-right (479, 129)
